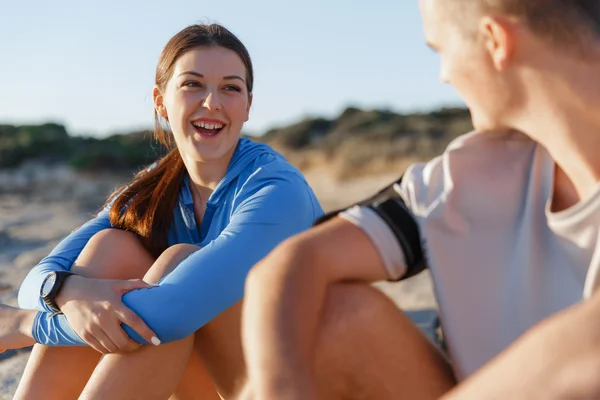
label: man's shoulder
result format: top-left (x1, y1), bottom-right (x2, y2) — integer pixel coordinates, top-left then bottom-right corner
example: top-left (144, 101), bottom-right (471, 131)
top-left (400, 130), bottom-right (539, 216)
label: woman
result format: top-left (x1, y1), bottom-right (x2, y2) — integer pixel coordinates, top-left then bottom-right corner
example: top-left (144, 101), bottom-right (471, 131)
top-left (238, 0), bottom-right (600, 399)
top-left (0, 23), bottom-right (323, 399)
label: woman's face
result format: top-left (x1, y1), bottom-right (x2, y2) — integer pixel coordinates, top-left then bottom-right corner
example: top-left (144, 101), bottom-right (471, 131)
top-left (155, 46), bottom-right (252, 166)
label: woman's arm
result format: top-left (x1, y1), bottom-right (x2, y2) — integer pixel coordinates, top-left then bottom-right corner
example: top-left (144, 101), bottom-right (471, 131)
top-left (17, 209), bottom-right (112, 311)
top-left (30, 169), bottom-right (322, 345)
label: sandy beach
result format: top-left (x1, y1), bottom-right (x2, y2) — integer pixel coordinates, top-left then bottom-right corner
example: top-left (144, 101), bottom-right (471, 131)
top-left (0, 164), bottom-right (436, 398)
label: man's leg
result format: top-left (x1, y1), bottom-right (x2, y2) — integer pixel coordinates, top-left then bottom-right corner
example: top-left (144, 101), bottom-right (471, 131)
top-left (241, 282), bottom-right (455, 400)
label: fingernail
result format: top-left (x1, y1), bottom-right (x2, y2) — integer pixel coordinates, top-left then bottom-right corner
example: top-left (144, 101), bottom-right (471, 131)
top-left (151, 336), bottom-right (161, 346)
top-left (148, 284), bottom-right (160, 287)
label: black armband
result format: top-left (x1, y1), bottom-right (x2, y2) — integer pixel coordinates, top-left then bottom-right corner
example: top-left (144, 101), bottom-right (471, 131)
top-left (314, 176), bottom-right (425, 280)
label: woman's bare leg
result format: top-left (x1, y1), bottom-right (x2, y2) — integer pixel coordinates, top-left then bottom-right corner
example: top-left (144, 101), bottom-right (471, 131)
top-left (14, 229), bottom-right (155, 400)
top-left (145, 244), bottom-right (221, 400)
top-left (192, 301), bottom-right (246, 398)
top-left (171, 342), bottom-right (222, 400)
top-left (79, 244), bottom-right (222, 400)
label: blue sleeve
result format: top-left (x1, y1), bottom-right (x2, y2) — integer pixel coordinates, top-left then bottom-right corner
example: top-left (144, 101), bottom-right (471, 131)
top-left (17, 208), bottom-right (112, 312)
top-left (31, 168), bottom-right (321, 346)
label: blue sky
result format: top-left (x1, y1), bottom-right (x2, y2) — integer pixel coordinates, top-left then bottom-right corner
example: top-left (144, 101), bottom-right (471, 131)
top-left (0, 1), bottom-right (463, 137)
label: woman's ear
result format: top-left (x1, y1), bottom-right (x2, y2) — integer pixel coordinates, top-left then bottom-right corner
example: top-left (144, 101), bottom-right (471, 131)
top-left (245, 93), bottom-right (253, 122)
top-left (153, 86), bottom-right (168, 119)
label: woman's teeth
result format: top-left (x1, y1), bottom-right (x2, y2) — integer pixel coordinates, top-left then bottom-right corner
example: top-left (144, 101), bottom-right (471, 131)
top-left (191, 121), bottom-right (224, 137)
top-left (192, 121), bottom-right (224, 130)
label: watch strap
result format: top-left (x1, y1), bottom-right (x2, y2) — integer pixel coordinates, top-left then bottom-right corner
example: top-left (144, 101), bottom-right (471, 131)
top-left (41, 271), bottom-right (75, 313)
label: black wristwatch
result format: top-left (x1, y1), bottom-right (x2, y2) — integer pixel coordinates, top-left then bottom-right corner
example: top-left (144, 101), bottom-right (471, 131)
top-left (40, 271), bottom-right (75, 313)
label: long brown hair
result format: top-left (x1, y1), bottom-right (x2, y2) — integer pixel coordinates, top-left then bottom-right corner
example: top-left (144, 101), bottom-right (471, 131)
top-left (105, 24), bottom-right (255, 258)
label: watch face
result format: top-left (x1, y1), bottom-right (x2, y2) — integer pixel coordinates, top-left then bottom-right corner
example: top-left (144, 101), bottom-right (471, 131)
top-left (41, 273), bottom-right (57, 297)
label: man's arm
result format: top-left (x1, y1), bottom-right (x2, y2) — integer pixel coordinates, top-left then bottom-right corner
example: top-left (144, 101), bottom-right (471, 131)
top-left (442, 293), bottom-right (600, 400)
top-left (241, 217), bottom-right (390, 399)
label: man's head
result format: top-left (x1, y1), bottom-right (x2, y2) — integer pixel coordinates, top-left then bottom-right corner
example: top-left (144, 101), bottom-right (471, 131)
top-left (420, 0), bottom-right (600, 132)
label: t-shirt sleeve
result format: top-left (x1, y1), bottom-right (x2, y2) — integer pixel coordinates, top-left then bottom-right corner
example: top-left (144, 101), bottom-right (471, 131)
top-left (314, 176), bottom-right (425, 281)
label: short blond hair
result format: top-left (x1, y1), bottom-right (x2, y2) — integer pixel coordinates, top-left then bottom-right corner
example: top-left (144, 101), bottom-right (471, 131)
top-left (454, 0), bottom-right (600, 54)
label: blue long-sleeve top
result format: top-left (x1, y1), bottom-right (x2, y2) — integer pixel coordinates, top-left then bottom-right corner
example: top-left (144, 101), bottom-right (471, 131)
top-left (17, 138), bottom-right (323, 346)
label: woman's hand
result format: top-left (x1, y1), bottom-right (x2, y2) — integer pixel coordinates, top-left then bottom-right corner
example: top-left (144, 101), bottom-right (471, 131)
top-left (0, 304), bottom-right (36, 352)
top-left (55, 275), bottom-right (160, 354)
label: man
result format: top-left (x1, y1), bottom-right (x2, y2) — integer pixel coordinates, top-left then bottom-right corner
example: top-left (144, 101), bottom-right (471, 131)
top-left (240, 0), bottom-right (600, 398)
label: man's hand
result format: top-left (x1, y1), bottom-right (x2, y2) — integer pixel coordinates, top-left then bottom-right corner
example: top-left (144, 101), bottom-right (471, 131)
top-left (56, 275), bottom-right (160, 354)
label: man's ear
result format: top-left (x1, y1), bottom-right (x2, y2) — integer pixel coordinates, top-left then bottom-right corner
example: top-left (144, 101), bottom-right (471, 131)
top-left (153, 85), bottom-right (168, 119)
top-left (479, 16), bottom-right (516, 71)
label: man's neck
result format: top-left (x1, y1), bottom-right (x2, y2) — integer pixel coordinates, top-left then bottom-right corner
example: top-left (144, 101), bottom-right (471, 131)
top-left (520, 105), bottom-right (600, 208)
top-left (510, 51), bottom-right (600, 208)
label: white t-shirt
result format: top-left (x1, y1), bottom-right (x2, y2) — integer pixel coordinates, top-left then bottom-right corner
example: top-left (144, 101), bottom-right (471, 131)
top-left (338, 130), bottom-right (600, 379)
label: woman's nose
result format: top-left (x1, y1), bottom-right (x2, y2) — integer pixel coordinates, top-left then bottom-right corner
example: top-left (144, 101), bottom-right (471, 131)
top-left (202, 90), bottom-right (222, 112)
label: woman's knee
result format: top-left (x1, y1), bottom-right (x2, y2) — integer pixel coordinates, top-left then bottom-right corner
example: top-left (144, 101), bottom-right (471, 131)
top-left (72, 228), bottom-right (154, 279)
top-left (160, 243), bottom-right (201, 260)
top-left (143, 243), bottom-right (201, 283)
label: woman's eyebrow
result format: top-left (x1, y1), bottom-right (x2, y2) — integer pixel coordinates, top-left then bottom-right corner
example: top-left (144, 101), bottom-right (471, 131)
top-left (177, 71), bottom-right (245, 83)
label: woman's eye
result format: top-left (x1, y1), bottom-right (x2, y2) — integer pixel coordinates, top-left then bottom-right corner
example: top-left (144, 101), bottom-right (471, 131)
top-left (224, 85), bottom-right (241, 92)
top-left (183, 81), bottom-right (201, 88)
